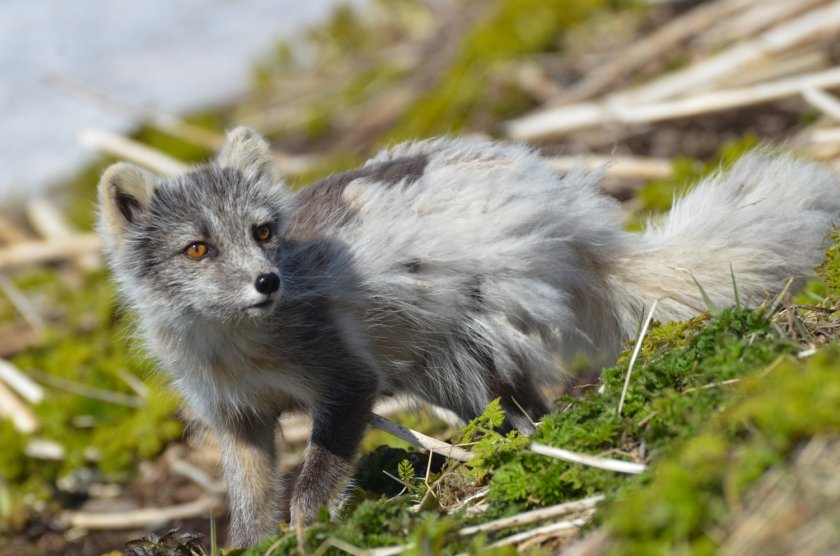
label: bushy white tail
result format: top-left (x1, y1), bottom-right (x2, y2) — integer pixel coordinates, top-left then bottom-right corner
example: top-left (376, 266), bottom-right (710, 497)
top-left (610, 151), bottom-right (840, 336)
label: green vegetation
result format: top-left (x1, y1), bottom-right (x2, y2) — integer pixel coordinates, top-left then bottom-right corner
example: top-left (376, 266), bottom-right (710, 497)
top-left (2, 0), bottom-right (838, 553)
top-left (237, 292), bottom-right (836, 554)
top-left (0, 269), bottom-right (183, 530)
top-left (604, 350), bottom-right (840, 554)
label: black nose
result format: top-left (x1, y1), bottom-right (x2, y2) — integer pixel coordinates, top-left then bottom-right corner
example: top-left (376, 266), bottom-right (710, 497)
top-left (254, 272), bottom-right (280, 295)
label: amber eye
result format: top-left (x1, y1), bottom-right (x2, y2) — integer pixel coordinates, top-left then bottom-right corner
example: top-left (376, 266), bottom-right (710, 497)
top-left (184, 242), bottom-right (208, 259)
top-left (254, 224), bottom-right (272, 242)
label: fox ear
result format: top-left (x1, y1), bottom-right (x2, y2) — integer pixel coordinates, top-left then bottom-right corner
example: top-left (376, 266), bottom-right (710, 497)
top-left (98, 162), bottom-right (157, 235)
top-left (216, 127), bottom-right (280, 183)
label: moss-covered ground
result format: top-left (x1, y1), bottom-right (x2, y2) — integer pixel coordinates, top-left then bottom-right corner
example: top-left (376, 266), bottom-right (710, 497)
top-left (1, 0), bottom-right (839, 554)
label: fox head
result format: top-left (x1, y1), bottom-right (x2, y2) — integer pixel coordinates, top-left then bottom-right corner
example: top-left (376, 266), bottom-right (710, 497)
top-left (98, 127), bottom-right (291, 321)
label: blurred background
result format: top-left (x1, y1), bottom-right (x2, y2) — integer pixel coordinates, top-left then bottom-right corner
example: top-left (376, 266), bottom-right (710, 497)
top-left (1, 0), bottom-right (840, 554)
top-left (0, 0), bottom-right (352, 200)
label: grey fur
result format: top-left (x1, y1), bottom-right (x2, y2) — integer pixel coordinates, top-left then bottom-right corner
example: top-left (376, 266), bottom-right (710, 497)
top-left (97, 128), bottom-right (840, 546)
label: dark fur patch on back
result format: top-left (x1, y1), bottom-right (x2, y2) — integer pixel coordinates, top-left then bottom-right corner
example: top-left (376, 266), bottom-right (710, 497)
top-left (369, 154), bottom-right (428, 187)
top-left (287, 154), bottom-right (429, 239)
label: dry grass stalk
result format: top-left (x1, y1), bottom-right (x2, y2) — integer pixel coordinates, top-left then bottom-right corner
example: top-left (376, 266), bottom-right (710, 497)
top-left (457, 494), bottom-right (604, 537)
top-left (51, 75), bottom-right (329, 175)
top-left (802, 87), bottom-right (840, 122)
top-left (369, 413), bottom-right (474, 463)
top-left (720, 437), bottom-right (840, 555)
top-left (507, 66), bottom-right (840, 140)
top-left (543, 155), bottom-right (671, 179)
top-left (618, 299), bottom-right (658, 416)
top-left (725, 49), bottom-right (828, 89)
top-left (682, 378), bottom-right (742, 394)
top-left (560, 0), bottom-right (755, 103)
top-left (0, 358), bottom-right (44, 403)
top-left (79, 128), bottom-right (187, 176)
top-left (49, 74), bottom-right (226, 150)
top-left (811, 127), bottom-right (840, 143)
top-left (0, 271), bottom-right (46, 331)
top-left (531, 443), bottom-right (647, 474)
top-left (695, 0), bottom-right (830, 51)
top-left (25, 198), bottom-right (101, 270)
top-left (0, 377), bottom-right (38, 433)
top-left (0, 234), bottom-right (101, 270)
top-left (613, 1), bottom-right (840, 104)
top-left (169, 459), bottom-right (226, 495)
top-left (30, 370), bottom-right (144, 408)
top-left (488, 515), bottom-right (593, 548)
top-left (62, 494), bottom-right (223, 529)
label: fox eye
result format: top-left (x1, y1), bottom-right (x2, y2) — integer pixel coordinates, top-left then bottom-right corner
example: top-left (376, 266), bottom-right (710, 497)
top-left (254, 224), bottom-right (272, 242)
top-left (184, 242), bottom-right (208, 259)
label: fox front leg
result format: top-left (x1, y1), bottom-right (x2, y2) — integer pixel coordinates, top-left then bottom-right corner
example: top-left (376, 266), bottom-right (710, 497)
top-left (289, 378), bottom-right (377, 527)
top-left (217, 417), bottom-right (280, 547)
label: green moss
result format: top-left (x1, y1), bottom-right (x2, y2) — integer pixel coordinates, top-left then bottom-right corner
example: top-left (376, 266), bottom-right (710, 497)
top-left (0, 270), bottom-right (183, 525)
top-left (476, 307), bottom-right (794, 520)
top-left (818, 228), bottom-right (840, 296)
top-left (603, 350), bottom-right (840, 554)
top-left (242, 302), bottom-right (805, 554)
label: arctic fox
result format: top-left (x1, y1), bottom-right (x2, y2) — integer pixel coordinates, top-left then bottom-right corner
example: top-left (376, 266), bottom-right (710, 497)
top-left (98, 127), bottom-right (839, 546)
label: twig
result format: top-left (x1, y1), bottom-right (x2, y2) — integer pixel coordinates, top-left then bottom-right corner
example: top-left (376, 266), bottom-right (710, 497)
top-left (682, 378), bottom-right (742, 393)
top-left (446, 486), bottom-right (490, 514)
top-left (0, 358), bottom-right (44, 403)
top-left (618, 300), bottom-right (658, 417)
top-left (30, 370), bottom-right (144, 408)
top-left (369, 413), bottom-right (474, 463)
top-left (457, 495), bottom-right (604, 537)
top-left (0, 271), bottom-right (46, 332)
top-left (531, 443), bottom-right (647, 474)
top-left (543, 154), bottom-right (671, 180)
top-left (725, 49), bottom-right (828, 89)
top-left (79, 128), bottom-right (187, 176)
top-left (48, 74), bottom-right (225, 150)
top-left (506, 66), bottom-right (840, 140)
top-left (802, 87), bottom-right (840, 122)
top-left (696, 0), bottom-right (829, 51)
top-left (169, 459), bottom-right (226, 494)
top-left (561, 0), bottom-right (754, 102)
top-left (62, 494), bottom-right (222, 529)
top-left (615, 2), bottom-right (840, 104)
top-left (0, 378), bottom-right (38, 433)
top-left (488, 516), bottom-right (592, 548)
top-left (0, 235), bottom-right (101, 270)
top-left (25, 198), bottom-right (100, 270)
top-left (115, 368), bottom-right (149, 399)
top-left (811, 127), bottom-right (840, 144)
top-left (368, 544), bottom-right (414, 556)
